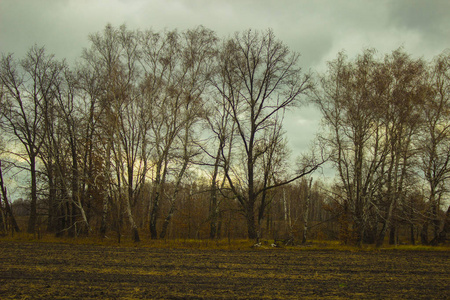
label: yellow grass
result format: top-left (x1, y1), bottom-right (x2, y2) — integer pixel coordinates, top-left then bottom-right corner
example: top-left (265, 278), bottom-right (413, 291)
top-left (1, 232), bottom-right (254, 250)
top-left (1, 232), bottom-right (449, 251)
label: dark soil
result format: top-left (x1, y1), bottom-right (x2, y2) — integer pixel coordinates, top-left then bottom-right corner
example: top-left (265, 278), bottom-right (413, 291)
top-left (0, 241), bottom-right (449, 299)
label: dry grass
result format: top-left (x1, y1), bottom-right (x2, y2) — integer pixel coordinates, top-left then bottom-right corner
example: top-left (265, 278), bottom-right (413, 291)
top-left (2, 232), bottom-right (449, 251)
top-left (1, 232), bottom-right (255, 250)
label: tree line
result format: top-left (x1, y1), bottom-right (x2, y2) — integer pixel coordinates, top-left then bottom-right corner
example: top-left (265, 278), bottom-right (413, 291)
top-left (0, 24), bottom-right (449, 246)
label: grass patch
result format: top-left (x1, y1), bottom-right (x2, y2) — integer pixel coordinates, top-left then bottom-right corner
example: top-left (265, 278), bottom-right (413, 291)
top-left (1, 233), bottom-right (449, 251)
top-left (0, 232), bottom-right (254, 250)
top-left (380, 244), bottom-right (450, 251)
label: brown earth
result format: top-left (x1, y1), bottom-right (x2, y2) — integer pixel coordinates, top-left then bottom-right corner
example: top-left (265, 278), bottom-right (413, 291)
top-left (0, 241), bottom-right (449, 299)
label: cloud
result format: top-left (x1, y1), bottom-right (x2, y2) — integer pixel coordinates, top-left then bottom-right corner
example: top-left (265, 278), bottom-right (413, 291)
top-left (1, 0), bottom-right (450, 161)
top-left (388, 0), bottom-right (450, 35)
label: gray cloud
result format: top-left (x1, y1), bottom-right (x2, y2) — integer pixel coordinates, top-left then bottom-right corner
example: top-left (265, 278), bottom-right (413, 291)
top-left (1, 0), bottom-right (450, 163)
top-left (388, 0), bottom-right (450, 33)
top-left (386, 0), bottom-right (450, 56)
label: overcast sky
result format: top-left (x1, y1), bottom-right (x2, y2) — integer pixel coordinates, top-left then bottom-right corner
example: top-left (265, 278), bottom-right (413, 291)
top-left (1, 0), bottom-right (450, 172)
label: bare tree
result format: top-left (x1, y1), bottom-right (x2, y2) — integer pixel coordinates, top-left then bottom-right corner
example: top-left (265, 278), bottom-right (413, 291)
top-left (211, 29), bottom-right (318, 240)
top-left (82, 24), bottom-right (144, 242)
top-left (301, 177), bottom-right (313, 244)
top-left (419, 51), bottom-right (450, 244)
top-left (159, 27), bottom-right (217, 239)
top-left (77, 57), bottom-right (108, 237)
top-left (141, 26), bottom-right (216, 239)
top-left (204, 86), bottom-right (236, 239)
top-left (0, 46), bottom-right (63, 233)
top-left (316, 49), bottom-right (427, 246)
top-left (315, 50), bottom-right (382, 245)
top-left (140, 28), bottom-right (185, 239)
top-left (0, 161), bottom-right (20, 234)
top-left (374, 50), bottom-right (426, 247)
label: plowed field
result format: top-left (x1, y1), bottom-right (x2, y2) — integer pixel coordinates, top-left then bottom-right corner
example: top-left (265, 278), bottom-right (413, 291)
top-left (0, 242), bottom-right (449, 299)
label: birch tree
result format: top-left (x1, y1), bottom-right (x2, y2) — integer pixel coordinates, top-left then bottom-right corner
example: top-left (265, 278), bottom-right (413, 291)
top-left (374, 50), bottom-right (426, 247)
top-left (316, 50), bottom-right (383, 244)
top-left (141, 27), bottom-right (216, 239)
top-left (419, 51), bottom-right (450, 244)
top-left (82, 24), bottom-right (144, 241)
top-left (316, 49), bottom-right (427, 246)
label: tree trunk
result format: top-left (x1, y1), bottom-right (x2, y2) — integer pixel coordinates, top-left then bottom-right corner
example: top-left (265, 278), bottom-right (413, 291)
top-left (410, 199), bottom-right (415, 245)
top-left (302, 178), bottom-right (313, 244)
top-left (125, 164), bottom-right (139, 242)
top-left (149, 161), bottom-right (164, 240)
top-left (340, 200), bottom-right (351, 245)
top-left (100, 145), bottom-right (111, 237)
top-left (160, 146), bottom-right (189, 239)
top-left (69, 201), bottom-right (78, 237)
top-left (421, 222), bottom-right (429, 245)
top-left (46, 160), bottom-right (58, 232)
top-left (100, 195), bottom-right (109, 237)
top-left (27, 155), bottom-right (38, 234)
top-left (209, 191), bottom-right (218, 239)
top-left (69, 133), bottom-right (91, 236)
top-left (410, 223), bottom-right (415, 245)
top-left (376, 195), bottom-right (396, 247)
top-left (432, 201), bottom-right (440, 241)
top-left (209, 146), bottom-right (221, 239)
top-left (159, 200), bottom-right (175, 239)
top-left (0, 161), bottom-right (20, 233)
top-left (125, 198), bottom-right (140, 242)
top-left (389, 223), bottom-right (396, 245)
top-left (246, 202), bottom-right (257, 240)
top-left (149, 190), bottom-right (160, 239)
top-left (282, 189), bottom-right (291, 239)
top-left (431, 204), bottom-right (450, 245)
